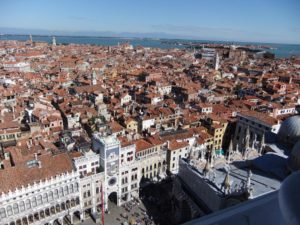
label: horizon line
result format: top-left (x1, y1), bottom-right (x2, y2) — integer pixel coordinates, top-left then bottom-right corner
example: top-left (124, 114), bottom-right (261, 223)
top-left (0, 31), bottom-right (300, 45)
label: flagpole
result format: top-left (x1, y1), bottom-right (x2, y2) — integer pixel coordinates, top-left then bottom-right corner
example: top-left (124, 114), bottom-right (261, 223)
top-left (101, 182), bottom-right (105, 225)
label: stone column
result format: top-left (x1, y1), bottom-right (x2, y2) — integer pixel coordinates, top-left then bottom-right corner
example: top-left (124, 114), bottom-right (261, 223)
top-left (91, 178), bottom-right (97, 213)
top-left (70, 214), bottom-right (74, 224)
top-left (80, 212), bottom-right (84, 222)
top-left (59, 217), bottom-right (64, 225)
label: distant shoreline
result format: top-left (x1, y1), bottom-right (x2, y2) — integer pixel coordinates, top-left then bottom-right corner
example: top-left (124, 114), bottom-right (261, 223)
top-left (1, 33), bottom-right (300, 46)
top-left (1, 34), bottom-right (300, 58)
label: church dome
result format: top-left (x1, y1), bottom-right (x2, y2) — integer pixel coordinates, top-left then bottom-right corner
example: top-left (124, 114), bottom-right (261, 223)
top-left (278, 115), bottom-right (300, 147)
top-left (289, 140), bottom-right (300, 171)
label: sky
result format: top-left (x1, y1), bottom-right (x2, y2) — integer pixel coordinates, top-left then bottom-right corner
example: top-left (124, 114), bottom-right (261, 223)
top-left (0, 0), bottom-right (300, 44)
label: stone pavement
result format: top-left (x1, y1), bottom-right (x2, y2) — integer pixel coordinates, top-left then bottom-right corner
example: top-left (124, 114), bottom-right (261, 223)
top-left (78, 200), bottom-right (154, 225)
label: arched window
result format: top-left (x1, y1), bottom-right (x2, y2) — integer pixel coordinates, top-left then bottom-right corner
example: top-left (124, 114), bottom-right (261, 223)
top-left (37, 195), bottom-right (42, 205)
top-left (0, 208), bottom-right (6, 218)
top-left (25, 199), bottom-right (31, 210)
top-left (48, 191), bottom-right (53, 201)
top-left (19, 201), bottom-right (25, 212)
top-left (59, 187), bottom-right (64, 197)
top-left (69, 184), bottom-right (74, 193)
top-left (43, 193), bottom-right (48, 203)
top-left (54, 189), bottom-right (59, 198)
top-left (6, 206), bottom-right (13, 216)
top-left (64, 186), bottom-right (69, 195)
top-left (75, 183), bottom-right (79, 192)
top-left (154, 163), bottom-right (157, 169)
top-left (31, 197), bottom-right (37, 207)
top-left (13, 203), bottom-right (19, 214)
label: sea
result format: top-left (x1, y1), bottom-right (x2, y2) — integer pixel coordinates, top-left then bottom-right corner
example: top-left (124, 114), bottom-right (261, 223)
top-left (1, 34), bottom-right (300, 58)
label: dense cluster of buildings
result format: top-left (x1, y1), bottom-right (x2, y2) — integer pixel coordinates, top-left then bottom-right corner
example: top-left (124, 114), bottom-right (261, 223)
top-left (0, 37), bottom-right (299, 225)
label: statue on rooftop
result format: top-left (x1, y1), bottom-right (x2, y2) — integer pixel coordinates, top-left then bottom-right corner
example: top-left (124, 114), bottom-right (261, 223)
top-left (222, 170), bottom-right (231, 195)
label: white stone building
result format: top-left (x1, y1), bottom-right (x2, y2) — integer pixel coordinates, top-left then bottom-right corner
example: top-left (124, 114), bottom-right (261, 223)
top-left (2, 62), bottom-right (31, 72)
top-left (73, 150), bottom-right (104, 221)
top-left (0, 152), bottom-right (82, 225)
top-left (233, 111), bottom-right (281, 151)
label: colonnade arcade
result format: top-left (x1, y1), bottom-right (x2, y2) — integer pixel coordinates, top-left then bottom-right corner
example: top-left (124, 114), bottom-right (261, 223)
top-left (2, 197), bottom-right (82, 225)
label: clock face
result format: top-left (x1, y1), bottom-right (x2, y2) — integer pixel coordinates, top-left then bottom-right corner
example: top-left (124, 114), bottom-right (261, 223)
top-left (108, 177), bottom-right (117, 186)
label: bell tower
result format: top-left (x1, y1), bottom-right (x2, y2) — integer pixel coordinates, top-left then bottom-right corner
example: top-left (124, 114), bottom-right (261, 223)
top-left (91, 69), bottom-right (97, 85)
top-left (52, 36), bottom-right (56, 47)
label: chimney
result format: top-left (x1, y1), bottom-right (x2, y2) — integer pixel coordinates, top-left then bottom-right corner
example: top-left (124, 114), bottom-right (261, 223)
top-left (34, 153), bottom-right (38, 161)
top-left (38, 161), bottom-right (42, 168)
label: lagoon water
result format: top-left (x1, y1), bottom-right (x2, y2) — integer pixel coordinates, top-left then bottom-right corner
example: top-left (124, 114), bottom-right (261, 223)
top-left (1, 34), bottom-right (300, 58)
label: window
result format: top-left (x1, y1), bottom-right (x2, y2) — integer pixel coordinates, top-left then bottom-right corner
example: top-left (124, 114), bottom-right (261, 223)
top-left (25, 199), bottom-right (31, 209)
top-left (31, 197), bottom-right (37, 207)
top-left (48, 191), bottom-right (54, 201)
top-left (13, 203), bottom-right (19, 214)
top-left (70, 184), bottom-right (74, 193)
top-left (37, 195), bottom-right (42, 205)
top-left (19, 201), bottom-right (25, 212)
top-left (7, 206), bottom-right (13, 216)
top-left (54, 189), bottom-right (59, 198)
top-left (59, 187), bottom-right (64, 197)
top-left (43, 193), bottom-right (48, 203)
top-left (64, 186), bottom-right (69, 195)
top-left (0, 208), bottom-right (7, 218)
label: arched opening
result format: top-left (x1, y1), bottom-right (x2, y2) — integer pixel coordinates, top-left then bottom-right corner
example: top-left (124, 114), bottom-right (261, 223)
top-left (28, 214), bottom-right (34, 223)
top-left (84, 208), bottom-right (91, 219)
top-left (63, 214), bottom-right (71, 225)
top-left (73, 211), bottom-right (81, 223)
top-left (53, 219), bottom-right (60, 225)
top-left (55, 204), bottom-right (61, 213)
top-left (50, 206), bottom-right (55, 215)
top-left (45, 208), bottom-right (50, 217)
top-left (66, 200), bottom-right (71, 209)
top-left (75, 197), bottom-right (80, 205)
top-left (40, 210), bottom-right (45, 219)
top-left (70, 199), bottom-right (75, 207)
top-left (22, 217), bottom-right (28, 225)
top-left (34, 212), bottom-right (39, 221)
top-left (108, 192), bottom-right (118, 205)
top-left (61, 202), bottom-right (66, 210)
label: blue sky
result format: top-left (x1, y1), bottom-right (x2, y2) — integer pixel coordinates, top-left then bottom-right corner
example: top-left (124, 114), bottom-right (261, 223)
top-left (0, 0), bottom-right (300, 44)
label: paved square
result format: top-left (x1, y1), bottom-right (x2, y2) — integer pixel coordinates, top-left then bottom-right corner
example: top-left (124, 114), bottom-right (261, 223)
top-left (78, 200), bottom-right (154, 225)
